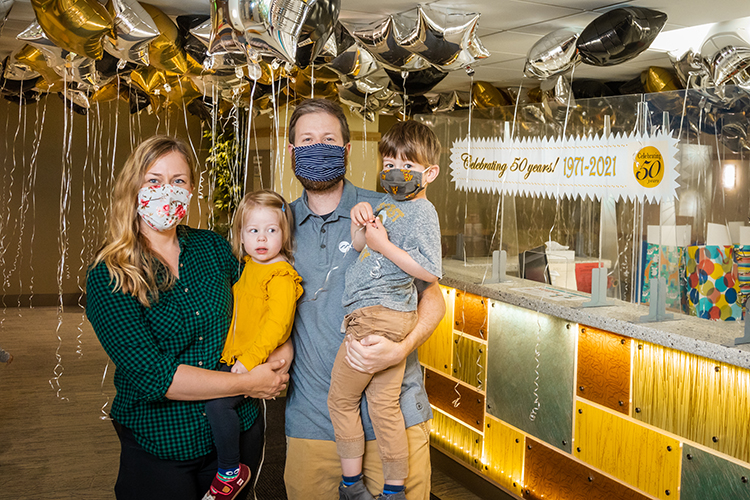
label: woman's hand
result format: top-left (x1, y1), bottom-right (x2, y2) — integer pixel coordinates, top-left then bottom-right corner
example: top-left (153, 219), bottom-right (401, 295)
top-left (241, 359), bottom-right (289, 399)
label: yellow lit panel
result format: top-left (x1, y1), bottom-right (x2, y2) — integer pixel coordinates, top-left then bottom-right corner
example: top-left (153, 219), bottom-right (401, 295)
top-left (482, 415), bottom-right (525, 496)
top-left (430, 408), bottom-right (483, 472)
top-left (452, 333), bottom-right (487, 390)
top-left (418, 285), bottom-right (454, 375)
top-left (632, 341), bottom-right (750, 464)
top-left (574, 400), bottom-right (681, 500)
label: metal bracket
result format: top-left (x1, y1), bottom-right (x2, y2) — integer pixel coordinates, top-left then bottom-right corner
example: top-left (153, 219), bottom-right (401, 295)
top-left (639, 277), bottom-right (674, 323)
top-left (581, 266), bottom-right (613, 308)
top-left (485, 250), bottom-right (511, 283)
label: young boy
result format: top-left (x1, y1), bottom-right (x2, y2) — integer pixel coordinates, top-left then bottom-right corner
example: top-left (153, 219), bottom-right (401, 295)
top-left (327, 120), bottom-right (442, 500)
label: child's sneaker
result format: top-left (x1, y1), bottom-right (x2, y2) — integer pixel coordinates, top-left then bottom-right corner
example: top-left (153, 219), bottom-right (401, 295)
top-left (202, 464), bottom-right (251, 500)
top-left (376, 492), bottom-right (407, 500)
top-left (339, 478), bottom-right (376, 500)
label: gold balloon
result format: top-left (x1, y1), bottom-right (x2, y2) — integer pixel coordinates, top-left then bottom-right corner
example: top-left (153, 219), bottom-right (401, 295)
top-left (472, 81), bottom-right (511, 109)
top-left (526, 86), bottom-right (543, 103)
top-left (141, 3), bottom-right (189, 74)
top-left (130, 65), bottom-right (166, 94)
top-left (30, 0), bottom-right (113, 59)
top-left (14, 44), bottom-right (63, 91)
top-left (642, 66), bottom-right (682, 93)
top-left (90, 80), bottom-right (123, 102)
top-left (163, 74), bottom-right (203, 107)
top-left (286, 67), bottom-right (338, 100)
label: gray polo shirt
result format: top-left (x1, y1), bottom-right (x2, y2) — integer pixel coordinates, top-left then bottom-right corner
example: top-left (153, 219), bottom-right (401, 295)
top-left (285, 180), bottom-right (433, 441)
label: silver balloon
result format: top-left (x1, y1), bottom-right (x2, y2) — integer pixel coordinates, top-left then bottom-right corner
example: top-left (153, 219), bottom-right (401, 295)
top-left (399, 5), bottom-right (489, 71)
top-left (61, 86), bottom-right (91, 109)
top-left (337, 74), bottom-right (395, 115)
top-left (3, 56), bottom-right (40, 80)
top-left (349, 15), bottom-right (429, 71)
top-left (434, 90), bottom-right (470, 112)
top-left (64, 54), bottom-right (115, 89)
top-left (708, 45), bottom-right (750, 89)
top-left (16, 20), bottom-right (66, 69)
top-left (524, 27), bottom-right (580, 79)
top-left (1, 0), bottom-right (13, 30)
top-left (207, 0), bottom-right (249, 69)
top-left (669, 49), bottom-right (711, 89)
top-left (102, 0), bottom-right (158, 65)
top-left (227, 0), bottom-right (316, 64)
top-left (326, 41), bottom-right (381, 81)
top-left (295, 0), bottom-right (340, 67)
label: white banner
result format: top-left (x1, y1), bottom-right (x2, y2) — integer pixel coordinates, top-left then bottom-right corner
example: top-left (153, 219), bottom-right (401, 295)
top-left (449, 131), bottom-right (680, 202)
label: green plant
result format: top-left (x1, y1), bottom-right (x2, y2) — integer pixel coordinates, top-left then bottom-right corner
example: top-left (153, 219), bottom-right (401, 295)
top-left (204, 125), bottom-right (245, 238)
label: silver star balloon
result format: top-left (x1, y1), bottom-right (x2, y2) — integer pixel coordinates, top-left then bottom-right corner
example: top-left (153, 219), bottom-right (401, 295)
top-left (207, 0), bottom-right (249, 69)
top-left (64, 53), bottom-right (115, 89)
top-left (326, 41), bottom-right (381, 81)
top-left (349, 15), bottom-right (429, 71)
top-left (524, 27), bottom-right (580, 79)
top-left (399, 5), bottom-right (489, 71)
top-left (227, 0), bottom-right (317, 64)
top-left (3, 56), bottom-right (40, 81)
top-left (102, 0), bottom-right (159, 65)
top-left (16, 20), bottom-right (66, 69)
top-left (708, 45), bottom-right (750, 89)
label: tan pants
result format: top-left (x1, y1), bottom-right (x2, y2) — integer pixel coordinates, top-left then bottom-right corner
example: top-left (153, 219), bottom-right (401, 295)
top-left (327, 305), bottom-right (419, 481)
top-left (284, 422), bottom-right (432, 500)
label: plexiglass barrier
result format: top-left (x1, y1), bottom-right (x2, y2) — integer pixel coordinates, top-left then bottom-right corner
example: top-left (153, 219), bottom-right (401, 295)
top-left (418, 85), bottom-right (750, 321)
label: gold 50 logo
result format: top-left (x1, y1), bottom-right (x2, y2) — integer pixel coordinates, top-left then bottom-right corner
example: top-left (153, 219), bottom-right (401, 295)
top-left (633, 146), bottom-right (664, 188)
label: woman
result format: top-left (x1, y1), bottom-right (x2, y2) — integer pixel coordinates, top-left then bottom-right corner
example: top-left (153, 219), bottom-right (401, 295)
top-left (86, 135), bottom-right (289, 499)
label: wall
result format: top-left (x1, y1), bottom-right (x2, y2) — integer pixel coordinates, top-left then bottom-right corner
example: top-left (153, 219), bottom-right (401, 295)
top-left (0, 97), bottom-right (382, 302)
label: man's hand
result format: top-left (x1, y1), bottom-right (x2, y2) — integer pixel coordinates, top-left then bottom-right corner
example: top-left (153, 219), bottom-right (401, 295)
top-left (231, 360), bottom-right (248, 374)
top-left (344, 334), bottom-right (406, 374)
top-left (350, 202), bottom-right (374, 227)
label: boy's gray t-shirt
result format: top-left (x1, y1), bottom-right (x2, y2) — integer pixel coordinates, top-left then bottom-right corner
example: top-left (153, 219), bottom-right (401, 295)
top-left (343, 195), bottom-right (442, 315)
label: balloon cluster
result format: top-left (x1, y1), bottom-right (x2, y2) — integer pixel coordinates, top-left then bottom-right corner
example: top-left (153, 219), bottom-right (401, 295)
top-left (524, 7), bottom-right (668, 81)
top-left (0, 0), bottom-right (490, 118)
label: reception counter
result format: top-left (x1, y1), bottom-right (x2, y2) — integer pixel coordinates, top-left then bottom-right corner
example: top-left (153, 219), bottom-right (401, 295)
top-left (421, 259), bottom-right (750, 500)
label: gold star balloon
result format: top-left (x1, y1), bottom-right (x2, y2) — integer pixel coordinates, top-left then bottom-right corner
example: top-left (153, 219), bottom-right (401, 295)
top-left (30, 0), bottom-right (113, 59)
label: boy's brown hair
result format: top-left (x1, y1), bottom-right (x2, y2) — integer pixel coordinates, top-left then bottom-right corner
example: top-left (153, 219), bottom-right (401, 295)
top-left (378, 120), bottom-right (441, 167)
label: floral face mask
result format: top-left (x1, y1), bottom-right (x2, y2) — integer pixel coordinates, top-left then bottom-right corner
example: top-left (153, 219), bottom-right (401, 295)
top-left (137, 184), bottom-right (192, 231)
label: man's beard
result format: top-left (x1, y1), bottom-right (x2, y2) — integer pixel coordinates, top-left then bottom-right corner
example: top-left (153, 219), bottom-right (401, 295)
top-left (292, 150), bottom-right (348, 193)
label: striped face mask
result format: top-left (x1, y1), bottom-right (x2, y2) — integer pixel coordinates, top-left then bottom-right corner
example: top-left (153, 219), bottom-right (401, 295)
top-left (293, 143), bottom-right (347, 182)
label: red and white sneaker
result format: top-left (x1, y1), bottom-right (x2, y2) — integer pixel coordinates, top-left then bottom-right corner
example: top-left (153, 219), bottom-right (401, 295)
top-left (202, 464), bottom-right (251, 500)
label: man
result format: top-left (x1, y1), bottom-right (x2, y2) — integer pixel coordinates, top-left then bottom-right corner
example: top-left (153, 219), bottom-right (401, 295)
top-left (280, 98), bottom-right (445, 500)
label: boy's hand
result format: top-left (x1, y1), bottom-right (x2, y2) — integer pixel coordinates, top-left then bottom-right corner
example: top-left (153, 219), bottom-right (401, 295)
top-left (231, 360), bottom-right (248, 374)
top-left (350, 202), bottom-right (374, 226)
top-left (364, 217), bottom-right (390, 254)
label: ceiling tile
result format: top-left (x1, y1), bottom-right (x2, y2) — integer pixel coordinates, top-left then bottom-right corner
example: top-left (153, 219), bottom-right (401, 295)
top-left (426, 0), bottom-right (584, 32)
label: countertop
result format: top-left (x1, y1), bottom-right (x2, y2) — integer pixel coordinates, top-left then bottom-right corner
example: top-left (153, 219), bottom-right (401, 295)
top-left (440, 258), bottom-right (750, 370)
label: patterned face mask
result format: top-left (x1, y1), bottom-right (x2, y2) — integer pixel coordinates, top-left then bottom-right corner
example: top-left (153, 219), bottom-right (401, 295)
top-left (137, 184), bottom-right (192, 231)
top-left (379, 167), bottom-right (431, 201)
top-left (293, 143), bottom-right (348, 182)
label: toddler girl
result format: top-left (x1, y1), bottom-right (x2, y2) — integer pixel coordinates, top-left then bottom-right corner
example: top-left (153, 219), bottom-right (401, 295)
top-left (203, 190), bottom-right (303, 500)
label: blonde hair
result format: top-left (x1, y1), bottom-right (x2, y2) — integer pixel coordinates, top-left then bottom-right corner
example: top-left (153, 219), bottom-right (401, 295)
top-left (92, 135), bottom-right (196, 307)
top-left (378, 120), bottom-right (441, 167)
top-left (231, 190), bottom-right (295, 264)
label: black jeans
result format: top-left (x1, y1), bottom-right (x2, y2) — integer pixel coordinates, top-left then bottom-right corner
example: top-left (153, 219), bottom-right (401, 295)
top-left (204, 363), bottom-right (247, 470)
top-left (112, 408), bottom-right (263, 500)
